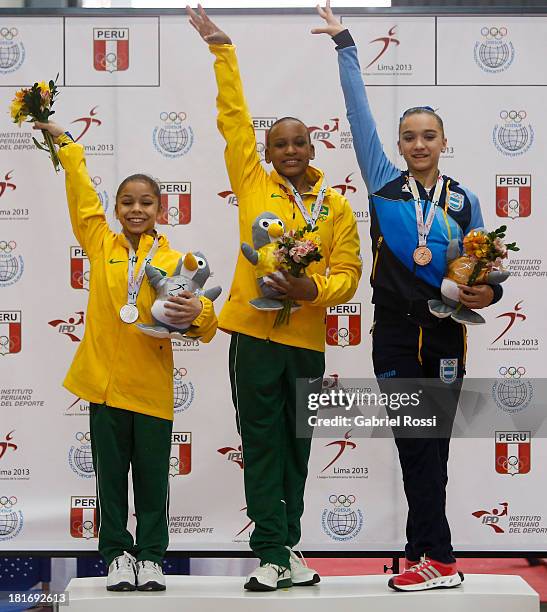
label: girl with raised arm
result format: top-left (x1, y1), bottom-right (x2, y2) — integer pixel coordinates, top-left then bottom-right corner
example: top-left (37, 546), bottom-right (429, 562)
top-left (187, 4), bottom-right (361, 592)
top-left (35, 119), bottom-right (217, 593)
top-left (313, 1), bottom-right (502, 592)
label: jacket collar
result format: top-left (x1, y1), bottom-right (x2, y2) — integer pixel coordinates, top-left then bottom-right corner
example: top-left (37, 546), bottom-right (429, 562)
top-left (118, 230), bottom-right (169, 252)
top-left (270, 164), bottom-right (325, 195)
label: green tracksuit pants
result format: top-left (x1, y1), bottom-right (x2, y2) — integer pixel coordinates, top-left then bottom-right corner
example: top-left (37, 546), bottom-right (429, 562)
top-left (229, 333), bottom-right (325, 568)
top-left (89, 403), bottom-right (172, 565)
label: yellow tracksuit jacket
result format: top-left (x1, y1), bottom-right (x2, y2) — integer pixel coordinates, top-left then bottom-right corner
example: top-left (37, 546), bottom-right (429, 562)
top-left (211, 44), bottom-right (362, 352)
top-left (59, 141), bottom-right (217, 420)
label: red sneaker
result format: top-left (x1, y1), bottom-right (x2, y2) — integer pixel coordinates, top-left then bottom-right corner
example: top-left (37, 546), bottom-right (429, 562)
top-left (404, 559), bottom-right (419, 571)
top-left (389, 557), bottom-right (462, 592)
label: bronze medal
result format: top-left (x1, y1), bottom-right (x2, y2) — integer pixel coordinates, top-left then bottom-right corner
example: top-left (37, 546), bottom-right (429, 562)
top-left (413, 246), bottom-right (432, 266)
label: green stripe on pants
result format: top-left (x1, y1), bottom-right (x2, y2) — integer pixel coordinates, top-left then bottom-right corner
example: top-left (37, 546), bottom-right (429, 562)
top-left (90, 403), bottom-right (172, 565)
top-left (229, 333), bottom-right (324, 568)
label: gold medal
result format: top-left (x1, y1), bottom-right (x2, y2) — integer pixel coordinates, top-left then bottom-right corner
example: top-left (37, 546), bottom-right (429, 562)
top-left (413, 246), bottom-right (432, 266)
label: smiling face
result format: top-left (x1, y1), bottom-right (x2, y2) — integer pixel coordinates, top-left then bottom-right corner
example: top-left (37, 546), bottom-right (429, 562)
top-left (115, 179), bottom-right (162, 241)
top-left (398, 113), bottom-right (447, 181)
top-left (265, 119), bottom-right (315, 181)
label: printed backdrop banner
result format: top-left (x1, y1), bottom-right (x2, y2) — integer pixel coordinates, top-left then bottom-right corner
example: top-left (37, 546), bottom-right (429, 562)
top-left (0, 11), bottom-right (546, 553)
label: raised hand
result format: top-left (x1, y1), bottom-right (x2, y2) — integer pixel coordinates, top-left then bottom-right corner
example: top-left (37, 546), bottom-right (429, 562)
top-left (312, 0), bottom-right (345, 37)
top-left (186, 4), bottom-right (232, 45)
top-left (33, 120), bottom-right (65, 140)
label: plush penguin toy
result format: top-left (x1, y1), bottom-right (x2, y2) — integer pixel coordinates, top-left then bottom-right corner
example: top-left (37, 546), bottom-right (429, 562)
top-left (241, 211), bottom-right (291, 311)
top-left (137, 251), bottom-right (221, 339)
top-left (428, 238), bottom-right (509, 325)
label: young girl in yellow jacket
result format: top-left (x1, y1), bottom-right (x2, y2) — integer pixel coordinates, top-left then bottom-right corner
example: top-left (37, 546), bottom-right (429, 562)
top-left (35, 120), bottom-right (217, 592)
top-left (188, 5), bottom-right (361, 592)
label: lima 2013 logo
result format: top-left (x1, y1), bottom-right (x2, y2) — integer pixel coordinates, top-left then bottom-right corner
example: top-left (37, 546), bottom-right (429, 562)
top-left (68, 432), bottom-right (94, 479)
top-left (93, 27), bottom-right (129, 73)
top-left (0, 27), bottom-right (25, 74)
top-left (493, 110), bottom-right (534, 157)
top-left (0, 495), bottom-right (23, 541)
top-left (159, 182), bottom-right (191, 226)
top-left (321, 494), bottom-right (363, 542)
top-left (0, 431), bottom-right (17, 461)
top-left (153, 112), bottom-right (194, 159)
top-left (0, 240), bottom-right (23, 287)
top-left (0, 311), bottom-right (21, 356)
top-left (474, 26), bottom-right (515, 73)
top-left (173, 367), bottom-right (194, 414)
top-left (170, 432), bottom-right (192, 477)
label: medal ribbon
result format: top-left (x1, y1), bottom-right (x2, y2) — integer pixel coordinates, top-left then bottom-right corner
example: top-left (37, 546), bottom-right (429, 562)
top-left (126, 235), bottom-right (159, 306)
top-left (408, 174), bottom-right (444, 248)
top-left (284, 179), bottom-right (327, 229)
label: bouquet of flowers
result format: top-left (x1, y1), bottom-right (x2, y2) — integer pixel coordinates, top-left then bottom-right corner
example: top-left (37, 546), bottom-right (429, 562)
top-left (272, 224), bottom-right (323, 326)
top-left (9, 76), bottom-right (60, 172)
top-left (461, 225), bottom-right (519, 285)
top-left (429, 224), bottom-right (519, 324)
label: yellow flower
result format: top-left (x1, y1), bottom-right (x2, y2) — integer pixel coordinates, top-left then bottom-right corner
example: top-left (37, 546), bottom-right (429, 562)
top-left (37, 81), bottom-right (50, 94)
top-left (9, 99), bottom-right (27, 125)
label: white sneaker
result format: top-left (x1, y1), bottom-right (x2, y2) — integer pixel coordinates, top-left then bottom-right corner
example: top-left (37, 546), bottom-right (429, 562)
top-left (106, 551), bottom-right (136, 591)
top-left (136, 560), bottom-right (166, 591)
top-left (287, 547), bottom-right (321, 586)
top-left (244, 563), bottom-right (292, 591)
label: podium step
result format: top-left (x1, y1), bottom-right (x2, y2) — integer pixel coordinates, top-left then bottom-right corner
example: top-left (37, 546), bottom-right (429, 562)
top-left (66, 574), bottom-right (539, 612)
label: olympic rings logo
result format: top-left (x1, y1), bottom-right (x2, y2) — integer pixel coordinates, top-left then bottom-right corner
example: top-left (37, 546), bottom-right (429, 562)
top-left (499, 366), bottom-right (525, 378)
top-left (173, 367), bottom-right (188, 380)
top-left (72, 519), bottom-right (95, 539)
top-left (94, 52), bottom-right (120, 71)
top-left (0, 496), bottom-right (17, 508)
top-left (0, 336), bottom-right (17, 352)
top-left (327, 326), bottom-right (355, 344)
top-left (497, 199), bottom-right (520, 215)
top-left (0, 27), bottom-right (18, 41)
top-left (500, 110), bottom-right (527, 124)
top-left (160, 112), bottom-right (187, 124)
top-left (0, 240), bottom-right (16, 253)
top-left (76, 431), bottom-right (91, 443)
top-left (497, 454), bottom-right (524, 472)
top-left (329, 494), bottom-right (355, 508)
top-left (72, 270), bottom-right (91, 285)
top-left (481, 26), bottom-right (507, 40)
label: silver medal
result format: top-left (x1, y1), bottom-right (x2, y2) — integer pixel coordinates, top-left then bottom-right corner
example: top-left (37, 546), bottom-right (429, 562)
top-left (120, 303), bottom-right (139, 324)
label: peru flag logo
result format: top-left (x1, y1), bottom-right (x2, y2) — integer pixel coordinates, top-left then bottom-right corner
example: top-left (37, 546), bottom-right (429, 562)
top-left (70, 247), bottom-right (90, 291)
top-left (495, 431), bottom-right (531, 476)
top-left (496, 175), bottom-right (531, 218)
top-left (159, 182), bottom-right (191, 226)
top-left (70, 496), bottom-right (98, 539)
top-left (170, 432), bottom-right (192, 477)
top-left (326, 303), bottom-right (361, 347)
top-left (93, 28), bottom-right (129, 73)
top-left (0, 311), bottom-right (21, 356)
